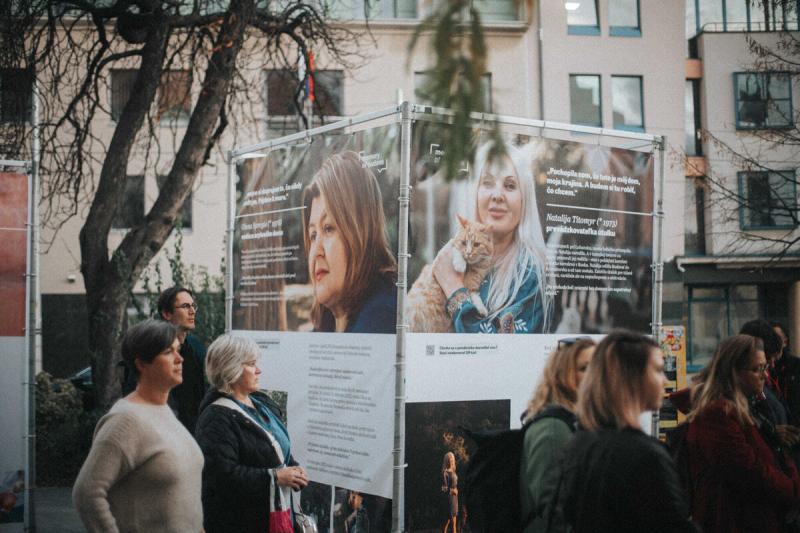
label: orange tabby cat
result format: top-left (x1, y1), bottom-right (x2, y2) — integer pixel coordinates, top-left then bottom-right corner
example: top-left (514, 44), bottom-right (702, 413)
top-left (406, 215), bottom-right (494, 332)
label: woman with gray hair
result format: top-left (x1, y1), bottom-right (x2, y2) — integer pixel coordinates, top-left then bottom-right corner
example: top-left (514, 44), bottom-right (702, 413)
top-left (195, 334), bottom-right (308, 533)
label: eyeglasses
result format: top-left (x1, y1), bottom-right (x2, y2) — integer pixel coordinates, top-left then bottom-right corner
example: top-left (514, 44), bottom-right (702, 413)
top-left (174, 303), bottom-right (198, 311)
top-left (557, 336), bottom-right (592, 350)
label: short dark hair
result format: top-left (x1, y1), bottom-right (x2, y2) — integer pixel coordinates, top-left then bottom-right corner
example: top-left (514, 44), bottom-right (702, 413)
top-left (739, 319), bottom-right (782, 357)
top-left (156, 286), bottom-right (194, 318)
top-left (771, 321), bottom-right (790, 343)
top-left (122, 319), bottom-right (177, 375)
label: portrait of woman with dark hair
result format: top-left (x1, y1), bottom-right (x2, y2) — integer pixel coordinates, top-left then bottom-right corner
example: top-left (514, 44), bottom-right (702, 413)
top-left (302, 150), bottom-right (397, 333)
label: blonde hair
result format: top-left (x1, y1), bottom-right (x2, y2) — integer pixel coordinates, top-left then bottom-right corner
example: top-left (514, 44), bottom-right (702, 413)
top-left (522, 338), bottom-right (596, 423)
top-left (302, 150), bottom-right (397, 331)
top-left (470, 141), bottom-right (552, 330)
top-left (577, 331), bottom-right (659, 431)
top-left (442, 451), bottom-right (456, 473)
top-left (688, 335), bottom-right (762, 427)
top-left (205, 335), bottom-right (259, 395)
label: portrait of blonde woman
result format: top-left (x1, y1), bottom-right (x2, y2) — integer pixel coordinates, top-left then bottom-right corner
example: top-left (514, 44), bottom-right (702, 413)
top-left (433, 141), bottom-right (551, 334)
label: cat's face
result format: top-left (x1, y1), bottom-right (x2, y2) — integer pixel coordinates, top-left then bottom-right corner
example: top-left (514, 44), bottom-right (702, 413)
top-left (476, 154), bottom-right (523, 241)
top-left (453, 220), bottom-right (493, 264)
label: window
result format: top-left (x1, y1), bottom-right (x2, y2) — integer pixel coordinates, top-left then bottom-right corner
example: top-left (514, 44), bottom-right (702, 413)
top-left (0, 68), bottom-right (32, 123)
top-left (569, 74), bottom-right (601, 127)
top-left (157, 70), bottom-right (191, 121)
top-left (690, 0), bottom-right (800, 33)
top-left (566, 0), bottom-right (599, 35)
top-left (472, 0), bottom-right (519, 22)
top-left (738, 170), bottom-right (798, 229)
top-left (687, 284), bottom-right (788, 369)
top-left (415, 72), bottom-right (492, 112)
top-left (112, 175), bottom-right (145, 229)
top-left (266, 69), bottom-right (343, 119)
top-left (111, 69), bottom-right (191, 122)
top-left (734, 72), bottom-right (793, 129)
top-left (609, 0), bottom-right (640, 36)
top-left (611, 75), bottom-right (644, 131)
top-left (111, 69), bottom-right (137, 121)
top-left (684, 178), bottom-right (706, 255)
top-left (327, 0), bottom-right (416, 19)
top-left (685, 80), bottom-right (702, 156)
top-left (156, 175), bottom-right (192, 230)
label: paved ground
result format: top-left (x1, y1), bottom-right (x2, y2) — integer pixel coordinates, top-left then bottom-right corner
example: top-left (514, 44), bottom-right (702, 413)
top-left (32, 487), bottom-right (84, 532)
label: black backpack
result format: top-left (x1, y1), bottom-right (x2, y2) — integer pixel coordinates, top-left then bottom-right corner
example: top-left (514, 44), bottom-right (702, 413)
top-left (665, 422), bottom-right (693, 503)
top-left (462, 405), bottom-right (576, 532)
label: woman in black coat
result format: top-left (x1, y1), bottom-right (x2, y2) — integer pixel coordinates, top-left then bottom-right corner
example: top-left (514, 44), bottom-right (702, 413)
top-left (195, 335), bottom-right (308, 533)
top-left (556, 330), bottom-right (698, 533)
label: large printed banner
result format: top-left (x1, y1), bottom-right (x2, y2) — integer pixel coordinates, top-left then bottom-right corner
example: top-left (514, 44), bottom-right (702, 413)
top-left (233, 126), bottom-right (401, 530)
top-left (231, 113), bottom-right (655, 532)
top-left (0, 172), bottom-right (29, 531)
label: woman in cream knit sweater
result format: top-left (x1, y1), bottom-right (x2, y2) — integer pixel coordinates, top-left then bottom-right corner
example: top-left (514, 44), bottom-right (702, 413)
top-left (73, 319), bottom-right (204, 533)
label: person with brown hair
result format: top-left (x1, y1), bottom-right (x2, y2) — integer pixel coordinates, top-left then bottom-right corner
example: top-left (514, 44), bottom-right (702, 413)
top-left (518, 337), bottom-right (595, 532)
top-left (687, 334), bottom-right (800, 533)
top-left (302, 150), bottom-right (397, 333)
top-left (554, 330), bottom-right (696, 532)
top-left (73, 320), bottom-right (204, 533)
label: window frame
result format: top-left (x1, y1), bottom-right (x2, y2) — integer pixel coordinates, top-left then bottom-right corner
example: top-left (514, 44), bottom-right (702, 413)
top-left (684, 177), bottom-right (707, 256)
top-left (111, 174), bottom-right (145, 230)
top-left (611, 74), bottom-right (645, 132)
top-left (264, 68), bottom-right (345, 125)
top-left (733, 71), bottom-right (794, 130)
top-left (737, 169), bottom-right (798, 230)
top-left (0, 68), bottom-right (33, 124)
top-left (414, 71), bottom-right (493, 113)
top-left (569, 74), bottom-right (602, 127)
top-left (566, 0), bottom-right (601, 35)
top-left (156, 174), bottom-right (193, 231)
top-left (608, 0), bottom-right (642, 37)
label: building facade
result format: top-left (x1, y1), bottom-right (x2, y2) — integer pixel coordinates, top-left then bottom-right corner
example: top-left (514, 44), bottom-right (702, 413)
top-left (7, 1), bottom-right (795, 374)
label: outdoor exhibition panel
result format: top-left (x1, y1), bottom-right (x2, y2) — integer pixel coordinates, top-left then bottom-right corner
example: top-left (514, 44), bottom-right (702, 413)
top-left (0, 162), bottom-right (33, 532)
top-left (227, 104), bottom-right (663, 532)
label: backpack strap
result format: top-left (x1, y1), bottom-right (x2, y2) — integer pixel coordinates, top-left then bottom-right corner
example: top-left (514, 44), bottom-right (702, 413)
top-left (532, 405), bottom-right (577, 431)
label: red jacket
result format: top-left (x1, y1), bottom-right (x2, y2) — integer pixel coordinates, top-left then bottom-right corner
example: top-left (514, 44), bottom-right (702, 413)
top-left (687, 399), bottom-right (800, 533)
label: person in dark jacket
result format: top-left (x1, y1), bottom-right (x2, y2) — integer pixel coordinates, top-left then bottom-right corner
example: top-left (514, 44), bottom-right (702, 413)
top-left (772, 321), bottom-right (800, 425)
top-left (519, 336), bottom-right (595, 533)
top-left (556, 330), bottom-right (697, 533)
top-left (195, 335), bottom-right (308, 533)
top-left (687, 334), bottom-right (800, 533)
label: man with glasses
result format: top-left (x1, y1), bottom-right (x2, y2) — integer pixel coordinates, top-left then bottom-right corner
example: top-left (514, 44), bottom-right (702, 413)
top-left (158, 286), bottom-right (208, 432)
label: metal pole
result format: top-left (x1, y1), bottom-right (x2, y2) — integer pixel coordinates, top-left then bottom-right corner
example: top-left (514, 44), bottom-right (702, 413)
top-left (26, 76), bottom-right (41, 533)
top-left (651, 136), bottom-right (666, 437)
top-left (225, 152), bottom-right (235, 334)
top-left (392, 101), bottom-right (412, 533)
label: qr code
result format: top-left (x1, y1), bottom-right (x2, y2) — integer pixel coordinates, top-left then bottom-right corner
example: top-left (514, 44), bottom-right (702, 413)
top-left (425, 345), bottom-right (435, 356)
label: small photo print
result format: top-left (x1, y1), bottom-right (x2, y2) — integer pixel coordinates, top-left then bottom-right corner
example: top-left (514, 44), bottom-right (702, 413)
top-left (332, 486), bottom-right (391, 533)
top-left (0, 470), bottom-right (24, 524)
top-left (404, 400), bottom-right (510, 532)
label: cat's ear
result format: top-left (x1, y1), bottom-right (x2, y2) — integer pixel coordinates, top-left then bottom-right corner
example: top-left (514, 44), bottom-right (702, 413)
top-left (456, 214), bottom-right (469, 228)
top-left (483, 222), bottom-right (493, 233)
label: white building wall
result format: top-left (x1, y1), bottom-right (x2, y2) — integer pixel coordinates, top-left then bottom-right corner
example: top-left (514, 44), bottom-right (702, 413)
top-left (697, 31), bottom-right (800, 256)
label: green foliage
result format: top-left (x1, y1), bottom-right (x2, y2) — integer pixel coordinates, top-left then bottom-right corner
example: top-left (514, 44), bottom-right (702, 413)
top-left (409, 0), bottom-right (505, 180)
top-left (35, 372), bottom-right (102, 486)
top-left (135, 228), bottom-right (226, 347)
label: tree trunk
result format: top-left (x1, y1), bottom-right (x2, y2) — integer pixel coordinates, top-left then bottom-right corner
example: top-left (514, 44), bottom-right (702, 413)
top-left (81, 0), bottom-right (256, 410)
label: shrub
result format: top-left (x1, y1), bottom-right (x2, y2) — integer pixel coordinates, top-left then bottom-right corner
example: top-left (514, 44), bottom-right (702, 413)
top-left (35, 372), bottom-right (102, 487)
